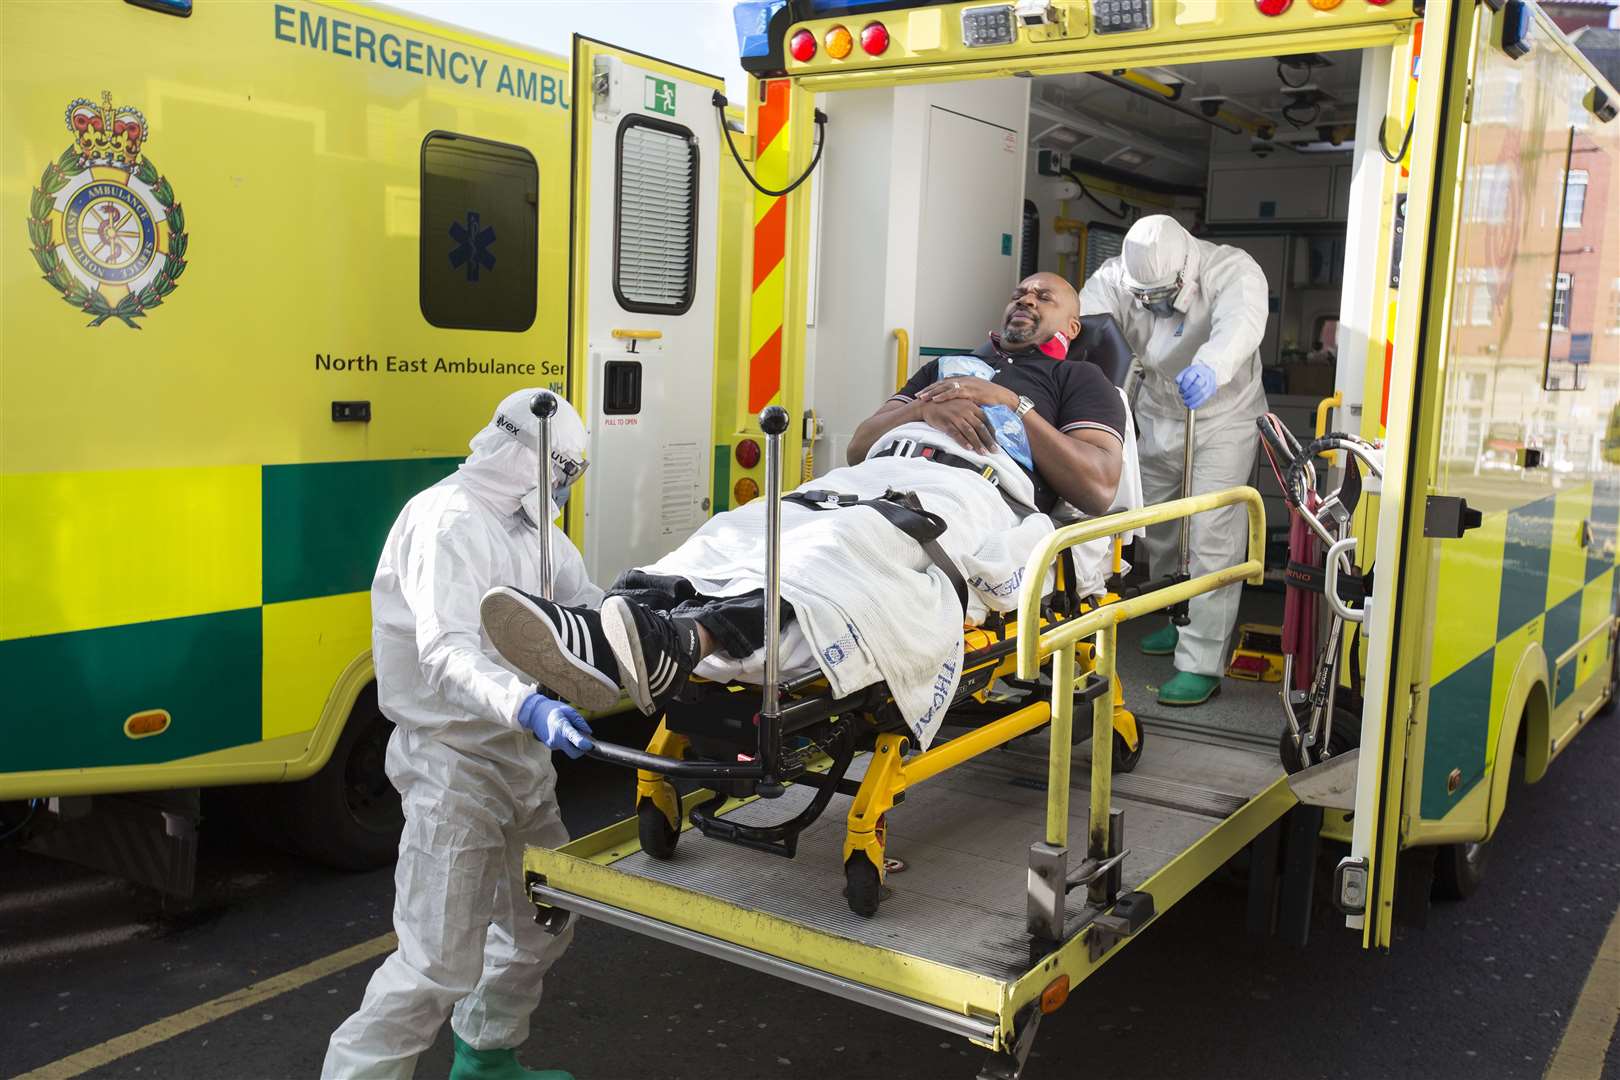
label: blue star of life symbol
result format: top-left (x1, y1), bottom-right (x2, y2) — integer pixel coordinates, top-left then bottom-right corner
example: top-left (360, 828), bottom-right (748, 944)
top-left (448, 210), bottom-right (496, 282)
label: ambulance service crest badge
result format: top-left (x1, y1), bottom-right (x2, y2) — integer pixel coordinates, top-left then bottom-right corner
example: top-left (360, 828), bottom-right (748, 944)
top-left (26, 92), bottom-right (188, 328)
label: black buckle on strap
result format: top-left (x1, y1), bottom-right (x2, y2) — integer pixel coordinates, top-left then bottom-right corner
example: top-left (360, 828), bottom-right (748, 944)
top-left (784, 488), bottom-right (968, 612)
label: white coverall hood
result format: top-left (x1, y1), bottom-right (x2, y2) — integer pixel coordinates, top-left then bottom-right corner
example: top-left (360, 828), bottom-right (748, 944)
top-left (1122, 215), bottom-right (1193, 292)
top-left (458, 388), bottom-right (588, 524)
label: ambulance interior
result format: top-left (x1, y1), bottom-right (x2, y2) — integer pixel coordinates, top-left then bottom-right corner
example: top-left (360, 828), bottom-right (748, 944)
top-left (804, 46), bottom-right (1386, 750)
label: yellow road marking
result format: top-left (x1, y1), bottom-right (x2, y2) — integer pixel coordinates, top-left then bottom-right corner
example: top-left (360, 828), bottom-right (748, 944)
top-left (1545, 904), bottom-right (1620, 1080)
top-left (13, 932), bottom-right (396, 1080)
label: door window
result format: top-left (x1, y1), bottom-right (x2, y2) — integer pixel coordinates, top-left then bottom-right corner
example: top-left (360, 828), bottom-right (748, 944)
top-left (420, 132), bottom-right (538, 332)
top-left (614, 116), bottom-right (699, 314)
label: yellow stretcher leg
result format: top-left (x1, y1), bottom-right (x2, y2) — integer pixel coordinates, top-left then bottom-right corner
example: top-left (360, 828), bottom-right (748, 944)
top-left (843, 732), bottom-right (908, 879)
top-left (1075, 639), bottom-right (1138, 754)
top-left (635, 721), bottom-right (690, 831)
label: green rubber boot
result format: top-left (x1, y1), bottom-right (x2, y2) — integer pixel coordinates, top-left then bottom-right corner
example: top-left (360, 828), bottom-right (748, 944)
top-left (1139, 623), bottom-right (1179, 656)
top-left (450, 1033), bottom-right (574, 1080)
top-left (1157, 671), bottom-right (1220, 706)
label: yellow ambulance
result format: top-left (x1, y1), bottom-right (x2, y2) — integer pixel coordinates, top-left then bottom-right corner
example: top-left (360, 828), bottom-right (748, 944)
top-left (522, 1), bottom-right (1620, 1073)
top-left (0, 0), bottom-right (751, 889)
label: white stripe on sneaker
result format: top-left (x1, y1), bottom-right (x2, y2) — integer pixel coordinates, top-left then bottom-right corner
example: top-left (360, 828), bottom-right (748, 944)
top-left (649, 655), bottom-right (674, 696)
top-left (557, 608), bottom-right (576, 660)
top-left (560, 609), bottom-right (582, 661)
top-left (575, 612), bottom-right (595, 668)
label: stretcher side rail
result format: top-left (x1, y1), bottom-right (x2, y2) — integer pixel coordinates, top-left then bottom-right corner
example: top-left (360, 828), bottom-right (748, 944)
top-left (1012, 486), bottom-right (1266, 947)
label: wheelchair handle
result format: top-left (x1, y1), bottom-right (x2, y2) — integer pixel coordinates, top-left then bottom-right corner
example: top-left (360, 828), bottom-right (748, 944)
top-left (1323, 537), bottom-right (1363, 624)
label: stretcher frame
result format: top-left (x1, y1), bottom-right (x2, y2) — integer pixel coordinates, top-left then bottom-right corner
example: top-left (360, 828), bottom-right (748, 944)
top-left (525, 470), bottom-right (1285, 1071)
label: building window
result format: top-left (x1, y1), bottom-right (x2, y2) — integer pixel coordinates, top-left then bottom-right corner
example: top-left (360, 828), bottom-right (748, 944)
top-left (1562, 170), bottom-right (1587, 229)
top-left (1553, 273), bottom-right (1572, 331)
top-left (1467, 268), bottom-right (1502, 325)
top-left (1475, 70), bottom-right (1521, 124)
top-left (419, 132), bottom-right (538, 332)
top-left (1466, 165), bottom-right (1511, 224)
top-left (615, 115), bottom-right (699, 315)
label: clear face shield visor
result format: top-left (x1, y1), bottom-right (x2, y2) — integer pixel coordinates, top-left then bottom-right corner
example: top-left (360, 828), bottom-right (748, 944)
top-left (550, 452), bottom-right (589, 508)
top-left (1129, 272), bottom-right (1184, 318)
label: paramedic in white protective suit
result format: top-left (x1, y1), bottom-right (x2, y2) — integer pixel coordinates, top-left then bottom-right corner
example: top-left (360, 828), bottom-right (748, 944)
top-left (323, 389), bottom-right (613, 1080)
top-left (1081, 215), bottom-right (1268, 707)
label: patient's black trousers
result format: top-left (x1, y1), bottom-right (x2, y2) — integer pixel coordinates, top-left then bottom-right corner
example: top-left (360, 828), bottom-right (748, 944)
top-left (608, 570), bottom-right (796, 660)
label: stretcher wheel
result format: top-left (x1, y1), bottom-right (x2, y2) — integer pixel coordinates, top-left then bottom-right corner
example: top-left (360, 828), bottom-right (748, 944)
top-left (1112, 726), bottom-right (1144, 774)
top-left (1277, 707), bottom-right (1359, 774)
top-left (637, 799), bottom-right (680, 860)
top-left (844, 854), bottom-right (882, 918)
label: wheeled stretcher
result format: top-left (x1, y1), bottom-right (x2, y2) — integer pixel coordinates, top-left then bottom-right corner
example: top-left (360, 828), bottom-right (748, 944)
top-left (564, 315), bottom-right (1159, 917)
top-left (581, 403), bottom-right (1143, 917)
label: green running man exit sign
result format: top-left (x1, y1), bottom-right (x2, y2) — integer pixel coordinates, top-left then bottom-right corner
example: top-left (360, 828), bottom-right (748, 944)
top-left (646, 76), bottom-right (676, 116)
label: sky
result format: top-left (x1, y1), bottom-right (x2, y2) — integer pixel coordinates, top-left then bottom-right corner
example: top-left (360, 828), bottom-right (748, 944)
top-left (381, 0), bottom-right (750, 101)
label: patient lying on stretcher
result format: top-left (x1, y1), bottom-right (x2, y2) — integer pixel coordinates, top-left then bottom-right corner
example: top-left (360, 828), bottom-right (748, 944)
top-left (482, 273), bottom-right (1126, 750)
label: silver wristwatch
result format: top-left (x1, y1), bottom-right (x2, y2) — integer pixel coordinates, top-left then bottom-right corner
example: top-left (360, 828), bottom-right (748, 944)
top-left (1013, 395), bottom-right (1035, 419)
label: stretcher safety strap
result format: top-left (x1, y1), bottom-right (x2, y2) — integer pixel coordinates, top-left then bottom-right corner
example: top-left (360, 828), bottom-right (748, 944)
top-left (784, 488), bottom-right (969, 614)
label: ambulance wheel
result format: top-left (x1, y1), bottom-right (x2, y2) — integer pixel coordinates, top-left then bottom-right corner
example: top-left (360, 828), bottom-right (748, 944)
top-left (1112, 726), bottom-right (1145, 774)
top-left (1599, 637), bottom-right (1618, 717)
top-left (277, 684), bottom-right (403, 871)
top-left (1433, 840), bottom-right (1489, 901)
top-left (637, 799), bottom-right (680, 860)
top-left (844, 855), bottom-right (882, 918)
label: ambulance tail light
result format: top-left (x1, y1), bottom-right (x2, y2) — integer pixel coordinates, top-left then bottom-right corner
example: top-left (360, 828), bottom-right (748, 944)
top-left (1365, 0), bottom-right (1393, 5)
top-left (860, 22), bottom-right (890, 55)
top-left (736, 438), bottom-right (762, 469)
top-left (1255, 0), bottom-right (1292, 13)
top-left (734, 477), bottom-right (761, 505)
top-left (789, 29), bottom-right (817, 62)
top-left (825, 25), bottom-right (854, 60)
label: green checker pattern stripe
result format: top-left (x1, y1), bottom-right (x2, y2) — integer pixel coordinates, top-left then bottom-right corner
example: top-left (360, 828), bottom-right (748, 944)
top-left (2, 457), bottom-right (462, 777)
top-left (2, 608), bottom-right (262, 773)
top-left (262, 457), bottom-right (461, 604)
top-left (1421, 479), bottom-right (1619, 821)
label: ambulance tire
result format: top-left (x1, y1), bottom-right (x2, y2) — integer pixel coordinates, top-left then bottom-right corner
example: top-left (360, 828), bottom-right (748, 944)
top-left (1432, 840), bottom-right (1489, 901)
top-left (276, 685), bottom-right (404, 872)
top-left (1599, 638), bottom-right (1618, 717)
top-left (637, 799), bottom-right (680, 860)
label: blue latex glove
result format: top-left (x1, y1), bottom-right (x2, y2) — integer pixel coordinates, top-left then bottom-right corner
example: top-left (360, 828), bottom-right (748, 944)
top-left (1176, 362), bottom-right (1217, 409)
top-left (516, 693), bottom-right (595, 759)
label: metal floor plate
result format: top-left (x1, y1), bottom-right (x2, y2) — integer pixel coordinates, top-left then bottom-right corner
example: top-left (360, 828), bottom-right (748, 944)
top-left (604, 728), bottom-right (1281, 981)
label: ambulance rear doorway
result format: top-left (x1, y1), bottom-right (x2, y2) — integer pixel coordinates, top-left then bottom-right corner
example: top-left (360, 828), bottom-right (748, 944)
top-left (801, 45), bottom-right (1394, 754)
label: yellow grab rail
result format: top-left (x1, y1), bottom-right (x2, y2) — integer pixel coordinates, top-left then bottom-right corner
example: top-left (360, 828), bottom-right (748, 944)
top-left (1314, 391), bottom-right (1343, 438)
top-left (1315, 391), bottom-right (1344, 464)
top-left (1012, 486), bottom-right (1268, 905)
top-left (892, 328), bottom-right (910, 395)
top-left (1015, 486), bottom-right (1267, 681)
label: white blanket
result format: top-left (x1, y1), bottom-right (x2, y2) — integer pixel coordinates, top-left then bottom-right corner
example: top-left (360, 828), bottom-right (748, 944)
top-left (642, 433), bottom-right (1055, 749)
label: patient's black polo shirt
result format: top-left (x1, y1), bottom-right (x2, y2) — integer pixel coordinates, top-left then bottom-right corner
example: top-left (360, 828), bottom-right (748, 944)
top-left (890, 337), bottom-right (1127, 513)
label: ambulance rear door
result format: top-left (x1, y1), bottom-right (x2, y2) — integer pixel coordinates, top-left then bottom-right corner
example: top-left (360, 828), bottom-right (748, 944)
top-left (568, 39), bottom-right (725, 583)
